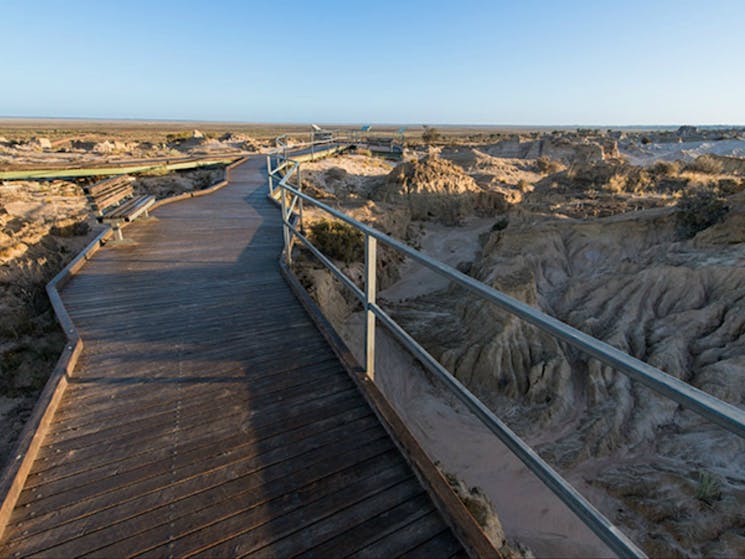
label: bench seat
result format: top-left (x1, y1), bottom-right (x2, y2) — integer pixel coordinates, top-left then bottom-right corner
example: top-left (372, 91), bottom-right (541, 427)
top-left (84, 176), bottom-right (155, 240)
top-left (100, 195), bottom-right (155, 222)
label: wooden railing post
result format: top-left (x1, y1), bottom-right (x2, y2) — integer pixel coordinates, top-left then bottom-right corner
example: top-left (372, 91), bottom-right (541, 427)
top-left (364, 234), bottom-right (377, 380)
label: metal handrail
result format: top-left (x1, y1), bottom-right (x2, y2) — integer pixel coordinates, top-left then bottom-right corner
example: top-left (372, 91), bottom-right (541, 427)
top-left (266, 140), bottom-right (745, 558)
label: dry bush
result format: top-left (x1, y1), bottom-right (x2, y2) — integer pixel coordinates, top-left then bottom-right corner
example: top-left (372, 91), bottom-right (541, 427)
top-left (165, 131), bottom-right (193, 143)
top-left (308, 220), bottom-right (364, 264)
top-left (422, 126), bottom-right (441, 143)
top-left (676, 188), bottom-right (728, 238)
top-left (604, 174), bottom-right (628, 194)
top-left (323, 167), bottom-right (348, 183)
top-left (717, 178), bottom-right (745, 195)
top-left (651, 160), bottom-right (683, 177)
top-left (684, 155), bottom-right (725, 175)
top-left (535, 156), bottom-right (563, 175)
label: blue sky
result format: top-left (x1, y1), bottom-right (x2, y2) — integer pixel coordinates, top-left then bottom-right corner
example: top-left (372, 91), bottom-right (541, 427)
top-left (2, 0), bottom-right (744, 125)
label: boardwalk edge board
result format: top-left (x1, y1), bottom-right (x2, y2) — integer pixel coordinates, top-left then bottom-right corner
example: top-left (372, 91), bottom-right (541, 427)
top-left (0, 156), bottom-right (247, 540)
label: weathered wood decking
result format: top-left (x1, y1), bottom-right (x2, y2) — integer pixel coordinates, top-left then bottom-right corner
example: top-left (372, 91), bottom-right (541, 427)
top-left (0, 157), bottom-right (465, 557)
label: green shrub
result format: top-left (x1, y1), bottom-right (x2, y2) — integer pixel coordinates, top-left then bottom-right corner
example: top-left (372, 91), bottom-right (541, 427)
top-left (308, 220), bottom-right (364, 264)
top-left (422, 126), bottom-right (441, 143)
top-left (676, 188), bottom-right (728, 238)
top-left (696, 471), bottom-right (722, 506)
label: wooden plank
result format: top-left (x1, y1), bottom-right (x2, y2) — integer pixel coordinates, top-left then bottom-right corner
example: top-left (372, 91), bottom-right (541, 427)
top-left (100, 194), bottom-right (142, 218)
top-left (78, 455), bottom-right (408, 558)
top-left (25, 407), bottom-right (375, 503)
top-left (49, 359), bottom-right (343, 433)
top-left (11, 395), bottom-right (374, 534)
top-left (401, 530), bottom-right (465, 559)
top-left (87, 182), bottom-right (132, 205)
top-left (134, 456), bottom-right (413, 559)
top-left (104, 195), bottom-right (154, 220)
top-left (41, 370), bottom-right (353, 448)
top-left (29, 386), bottom-right (361, 481)
top-left (123, 195), bottom-right (155, 220)
top-left (294, 493), bottom-right (435, 559)
top-left (91, 186), bottom-right (133, 212)
top-left (85, 176), bottom-right (131, 197)
top-left (246, 489), bottom-right (433, 559)
top-left (346, 510), bottom-right (448, 558)
top-left (25, 392), bottom-right (367, 495)
top-left (8, 435), bottom-right (396, 557)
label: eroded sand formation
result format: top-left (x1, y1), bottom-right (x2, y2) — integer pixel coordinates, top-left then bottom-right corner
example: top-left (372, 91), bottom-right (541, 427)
top-left (295, 136), bottom-right (745, 557)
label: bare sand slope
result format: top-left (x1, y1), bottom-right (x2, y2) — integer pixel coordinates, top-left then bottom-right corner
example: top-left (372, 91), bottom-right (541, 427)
top-left (339, 313), bottom-right (613, 558)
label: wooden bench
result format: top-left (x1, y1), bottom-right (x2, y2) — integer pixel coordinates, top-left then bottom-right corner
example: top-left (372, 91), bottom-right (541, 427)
top-left (84, 176), bottom-right (155, 240)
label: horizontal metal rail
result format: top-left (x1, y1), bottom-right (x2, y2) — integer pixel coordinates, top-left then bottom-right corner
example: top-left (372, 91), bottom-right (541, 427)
top-left (280, 181), bottom-right (745, 441)
top-left (369, 301), bottom-right (645, 558)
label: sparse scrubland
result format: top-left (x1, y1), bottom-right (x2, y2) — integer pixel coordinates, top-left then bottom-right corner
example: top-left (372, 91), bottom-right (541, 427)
top-left (292, 128), bottom-right (745, 558)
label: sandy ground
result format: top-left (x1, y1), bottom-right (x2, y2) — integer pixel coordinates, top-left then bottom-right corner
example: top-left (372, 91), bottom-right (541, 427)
top-left (379, 217), bottom-right (493, 302)
top-left (333, 218), bottom-right (612, 557)
top-left (341, 314), bottom-right (613, 558)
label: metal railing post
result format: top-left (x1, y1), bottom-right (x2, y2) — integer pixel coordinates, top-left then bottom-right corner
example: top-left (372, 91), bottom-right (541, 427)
top-left (297, 166), bottom-right (304, 233)
top-left (267, 155), bottom-right (273, 196)
top-left (364, 234), bottom-right (377, 380)
top-left (280, 183), bottom-right (291, 265)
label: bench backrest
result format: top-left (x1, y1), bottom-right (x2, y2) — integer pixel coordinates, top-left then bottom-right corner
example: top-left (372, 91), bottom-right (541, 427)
top-left (84, 176), bottom-right (134, 214)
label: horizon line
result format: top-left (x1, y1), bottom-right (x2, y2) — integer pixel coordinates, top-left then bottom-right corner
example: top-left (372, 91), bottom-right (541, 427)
top-left (2, 115), bottom-right (745, 130)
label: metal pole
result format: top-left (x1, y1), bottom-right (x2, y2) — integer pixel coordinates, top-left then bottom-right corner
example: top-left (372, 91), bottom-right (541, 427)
top-left (297, 165), bottom-right (304, 233)
top-left (266, 155), bottom-right (273, 195)
top-left (364, 235), bottom-right (377, 380)
top-left (280, 184), bottom-right (291, 265)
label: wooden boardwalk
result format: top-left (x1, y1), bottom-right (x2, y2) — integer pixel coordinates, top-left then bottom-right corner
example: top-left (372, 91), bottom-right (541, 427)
top-left (0, 157), bottom-right (465, 558)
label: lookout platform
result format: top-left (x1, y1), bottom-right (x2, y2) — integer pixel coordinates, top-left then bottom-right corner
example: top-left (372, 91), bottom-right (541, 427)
top-left (0, 157), bottom-right (466, 558)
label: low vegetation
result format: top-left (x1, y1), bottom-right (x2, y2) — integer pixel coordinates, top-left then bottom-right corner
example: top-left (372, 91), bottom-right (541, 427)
top-left (307, 219), bottom-right (364, 263)
top-left (695, 471), bottom-right (722, 507)
top-left (676, 188), bottom-right (729, 238)
top-left (421, 126), bottom-right (441, 143)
